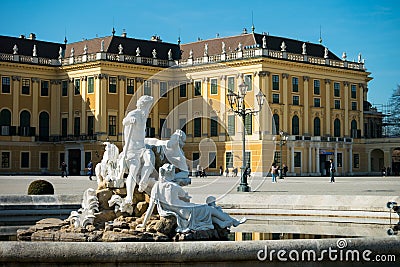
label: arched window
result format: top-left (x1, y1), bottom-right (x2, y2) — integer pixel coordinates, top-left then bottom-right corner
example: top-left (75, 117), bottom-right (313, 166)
top-left (292, 115), bottom-right (299, 135)
top-left (0, 109), bottom-right (11, 126)
top-left (314, 117), bottom-right (320, 136)
top-left (39, 111), bottom-right (50, 141)
top-left (272, 114), bottom-right (279, 135)
top-left (351, 120), bottom-right (357, 138)
top-left (334, 118), bottom-right (341, 137)
top-left (19, 110), bottom-right (31, 136)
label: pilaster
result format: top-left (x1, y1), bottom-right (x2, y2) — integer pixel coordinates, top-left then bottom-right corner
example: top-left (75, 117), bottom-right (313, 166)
top-left (31, 77), bottom-right (39, 133)
top-left (325, 79), bottom-right (331, 134)
top-left (303, 76), bottom-right (309, 134)
top-left (282, 73), bottom-right (289, 133)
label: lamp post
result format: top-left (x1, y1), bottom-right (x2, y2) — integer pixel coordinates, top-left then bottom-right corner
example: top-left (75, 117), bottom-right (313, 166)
top-left (227, 83), bottom-right (265, 192)
top-left (279, 130), bottom-right (288, 179)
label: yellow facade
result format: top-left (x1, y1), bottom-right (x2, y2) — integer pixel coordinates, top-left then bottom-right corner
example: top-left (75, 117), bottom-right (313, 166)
top-left (0, 32), bottom-right (398, 176)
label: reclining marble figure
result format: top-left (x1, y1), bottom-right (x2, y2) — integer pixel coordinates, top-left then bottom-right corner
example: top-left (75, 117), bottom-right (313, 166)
top-left (137, 163), bottom-right (246, 232)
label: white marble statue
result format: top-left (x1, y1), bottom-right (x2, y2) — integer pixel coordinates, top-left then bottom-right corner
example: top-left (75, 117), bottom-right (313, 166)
top-left (137, 163), bottom-right (246, 232)
top-left (358, 53), bottom-right (362, 63)
top-left (222, 41), bottom-right (226, 54)
top-left (204, 43), bottom-right (208, 56)
top-left (302, 43), bottom-right (307, 55)
top-left (100, 40), bottom-right (105, 52)
top-left (68, 188), bottom-right (99, 228)
top-left (58, 47), bottom-right (63, 59)
top-left (71, 47), bottom-right (75, 57)
top-left (189, 49), bottom-right (193, 59)
top-left (152, 49), bottom-right (157, 58)
top-left (324, 47), bottom-right (329, 59)
top-left (120, 95), bottom-right (155, 202)
top-left (95, 142), bottom-right (123, 187)
top-left (342, 52), bottom-right (347, 60)
top-left (238, 42), bottom-right (242, 52)
top-left (136, 47), bottom-right (141, 57)
top-left (83, 44), bottom-right (88, 55)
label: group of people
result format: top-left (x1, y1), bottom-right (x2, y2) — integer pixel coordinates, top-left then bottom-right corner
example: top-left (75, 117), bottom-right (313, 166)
top-left (195, 165), bottom-right (207, 178)
top-left (270, 163), bottom-right (288, 183)
top-left (219, 166), bottom-right (238, 177)
top-left (59, 160), bottom-right (94, 180)
top-left (382, 166), bottom-right (394, 177)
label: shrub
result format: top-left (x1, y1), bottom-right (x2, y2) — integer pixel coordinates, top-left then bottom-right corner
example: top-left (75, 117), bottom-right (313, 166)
top-left (27, 180), bottom-right (54, 195)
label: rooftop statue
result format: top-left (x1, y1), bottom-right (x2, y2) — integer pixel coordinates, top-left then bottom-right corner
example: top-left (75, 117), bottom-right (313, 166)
top-left (280, 41), bottom-right (286, 52)
top-left (168, 49), bottom-right (173, 60)
top-left (302, 43), bottom-right (307, 55)
top-left (100, 40), bottom-right (105, 52)
top-left (222, 42), bottom-right (226, 54)
top-left (118, 44), bottom-right (123, 54)
top-left (13, 44), bottom-right (18, 55)
top-left (262, 36), bottom-right (267, 49)
top-left (136, 47), bottom-right (141, 57)
top-left (324, 47), bottom-right (329, 59)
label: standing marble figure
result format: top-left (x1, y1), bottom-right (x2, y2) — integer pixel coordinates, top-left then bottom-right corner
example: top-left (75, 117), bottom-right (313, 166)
top-left (120, 95), bottom-right (155, 203)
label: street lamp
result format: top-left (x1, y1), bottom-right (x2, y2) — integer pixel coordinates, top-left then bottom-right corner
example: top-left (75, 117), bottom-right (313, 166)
top-left (279, 130), bottom-right (288, 179)
top-left (227, 83), bottom-right (265, 192)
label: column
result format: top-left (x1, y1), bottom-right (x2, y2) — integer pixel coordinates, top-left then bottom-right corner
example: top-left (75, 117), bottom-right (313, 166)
top-left (303, 76), bottom-right (310, 134)
top-left (187, 81), bottom-right (193, 141)
top-left (68, 79), bottom-right (74, 135)
top-left (290, 145), bottom-right (295, 173)
top-left (308, 145), bottom-right (312, 173)
top-left (367, 150), bottom-right (371, 173)
top-left (349, 145), bottom-right (353, 175)
top-left (50, 79), bottom-right (60, 136)
top-left (202, 77), bottom-right (209, 137)
top-left (282, 73), bottom-right (289, 133)
top-left (316, 145), bottom-right (320, 173)
top-left (334, 143), bottom-right (338, 170)
top-left (259, 71), bottom-right (269, 135)
top-left (344, 81), bottom-right (349, 137)
top-left (359, 84), bottom-right (365, 137)
top-left (80, 76), bottom-right (87, 135)
top-left (219, 75), bottom-right (226, 141)
top-left (325, 79), bottom-right (331, 134)
top-left (11, 76), bottom-right (20, 126)
top-left (118, 76), bottom-right (126, 141)
top-left (383, 148), bottom-right (392, 170)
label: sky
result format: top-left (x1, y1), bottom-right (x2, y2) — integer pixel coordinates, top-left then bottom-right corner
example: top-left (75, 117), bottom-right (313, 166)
top-left (1, 0), bottom-right (399, 105)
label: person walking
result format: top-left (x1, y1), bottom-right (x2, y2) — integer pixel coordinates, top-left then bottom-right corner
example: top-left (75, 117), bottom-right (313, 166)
top-left (87, 160), bottom-right (93, 180)
top-left (282, 164), bottom-right (288, 178)
top-left (60, 161), bottom-right (68, 178)
top-left (219, 166), bottom-right (223, 176)
top-left (225, 167), bottom-right (229, 177)
top-left (271, 163), bottom-right (278, 183)
top-left (329, 159), bottom-right (336, 183)
top-left (196, 164), bottom-right (201, 177)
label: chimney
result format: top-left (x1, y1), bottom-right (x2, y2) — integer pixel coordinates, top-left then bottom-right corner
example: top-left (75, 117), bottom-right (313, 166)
top-left (29, 33), bottom-right (36, 40)
top-left (121, 29), bottom-right (127, 38)
top-left (151, 35), bottom-right (162, 42)
top-left (19, 35), bottom-right (25, 39)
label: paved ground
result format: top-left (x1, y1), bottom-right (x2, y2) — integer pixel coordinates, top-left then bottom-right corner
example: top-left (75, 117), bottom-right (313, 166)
top-left (0, 174), bottom-right (398, 198)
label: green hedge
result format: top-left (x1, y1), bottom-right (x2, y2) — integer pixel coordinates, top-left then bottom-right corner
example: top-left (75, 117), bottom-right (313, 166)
top-left (27, 180), bottom-right (54, 195)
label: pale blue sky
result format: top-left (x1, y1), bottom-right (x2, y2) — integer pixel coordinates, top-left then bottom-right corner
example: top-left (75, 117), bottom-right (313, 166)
top-left (1, 0), bottom-right (399, 105)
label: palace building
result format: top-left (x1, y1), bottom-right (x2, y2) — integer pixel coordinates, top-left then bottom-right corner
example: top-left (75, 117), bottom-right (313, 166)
top-left (0, 29), bottom-right (398, 176)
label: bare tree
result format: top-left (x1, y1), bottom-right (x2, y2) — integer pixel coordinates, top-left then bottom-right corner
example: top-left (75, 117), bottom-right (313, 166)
top-left (386, 84), bottom-right (400, 137)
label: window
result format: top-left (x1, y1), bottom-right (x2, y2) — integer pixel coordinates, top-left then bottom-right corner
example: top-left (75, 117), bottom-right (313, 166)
top-left (272, 94), bottom-right (279, 104)
top-left (87, 77), bottom-right (94, 94)
top-left (21, 152), bottom-right (29, 168)
top-left (40, 80), bottom-right (49, 96)
top-left (351, 120), bottom-right (357, 138)
top-left (245, 115), bottom-right (252, 135)
top-left (74, 117), bottom-right (80, 136)
top-left (351, 102), bottom-right (357, 111)
top-left (353, 154), bottom-right (360, 168)
top-left (228, 115), bottom-right (235, 136)
top-left (192, 152), bottom-right (200, 168)
top-left (294, 152), bottom-right (301, 168)
top-left (337, 153), bottom-right (342, 167)
top-left (272, 114), bottom-right (279, 135)
top-left (314, 80), bottom-right (320, 95)
top-left (179, 83), bottom-right (187, 98)
top-left (108, 115), bottom-right (117, 136)
top-left (127, 78), bottom-right (135, 94)
top-left (244, 74), bottom-right (252, 91)
top-left (40, 152), bottom-right (49, 169)
top-left (272, 75), bottom-right (279, 90)
top-left (74, 79), bottom-right (80, 95)
top-left (293, 95), bottom-right (299, 105)
top-left (334, 118), bottom-right (341, 137)
top-left (85, 152), bottom-right (92, 168)
top-left (210, 117), bottom-right (218, 137)
top-left (144, 80), bottom-right (152, 96)
top-left (109, 77), bottom-right (117, 93)
top-left (61, 118), bottom-right (67, 137)
top-left (19, 110), bottom-right (31, 136)
top-left (314, 98), bottom-right (320, 107)
top-left (314, 117), bottom-right (321, 136)
top-left (87, 116), bottom-right (94, 136)
top-left (351, 84), bottom-right (357, 99)
top-left (227, 77), bottom-right (235, 93)
top-left (1, 77), bottom-right (10, 94)
top-left (22, 79), bottom-right (30, 95)
top-left (210, 78), bottom-right (218, 95)
top-left (226, 152), bottom-right (233, 168)
top-left (38, 112), bottom-right (49, 141)
top-left (334, 82), bottom-right (340, 97)
top-left (209, 152), bottom-right (217, 169)
top-left (0, 109), bottom-right (11, 127)
top-left (292, 77), bottom-right (299, 92)
top-left (274, 151), bottom-right (281, 165)
top-left (1, 152), bottom-right (10, 168)
top-left (292, 115), bottom-right (299, 135)
top-left (61, 80), bottom-right (68, 96)
top-left (334, 100), bottom-right (341, 109)
top-left (160, 81), bottom-right (167, 97)
top-left (179, 118), bottom-right (186, 134)
top-left (194, 80), bottom-right (202, 96)
top-left (194, 118), bottom-right (201, 137)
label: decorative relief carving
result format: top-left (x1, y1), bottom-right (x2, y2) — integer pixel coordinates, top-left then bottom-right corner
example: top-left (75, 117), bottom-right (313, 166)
top-left (31, 77), bottom-right (39, 83)
top-left (303, 76), bottom-right (309, 81)
top-left (135, 77), bottom-right (143, 83)
top-left (12, 76), bottom-right (21, 81)
top-left (282, 73), bottom-right (289, 79)
top-left (80, 76), bottom-right (87, 81)
top-left (258, 71), bottom-right (270, 77)
top-left (343, 81), bottom-right (349, 86)
top-left (325, 79), bottom-right (331, 84)
top-left (118, 75), bottom-right (126, 81)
